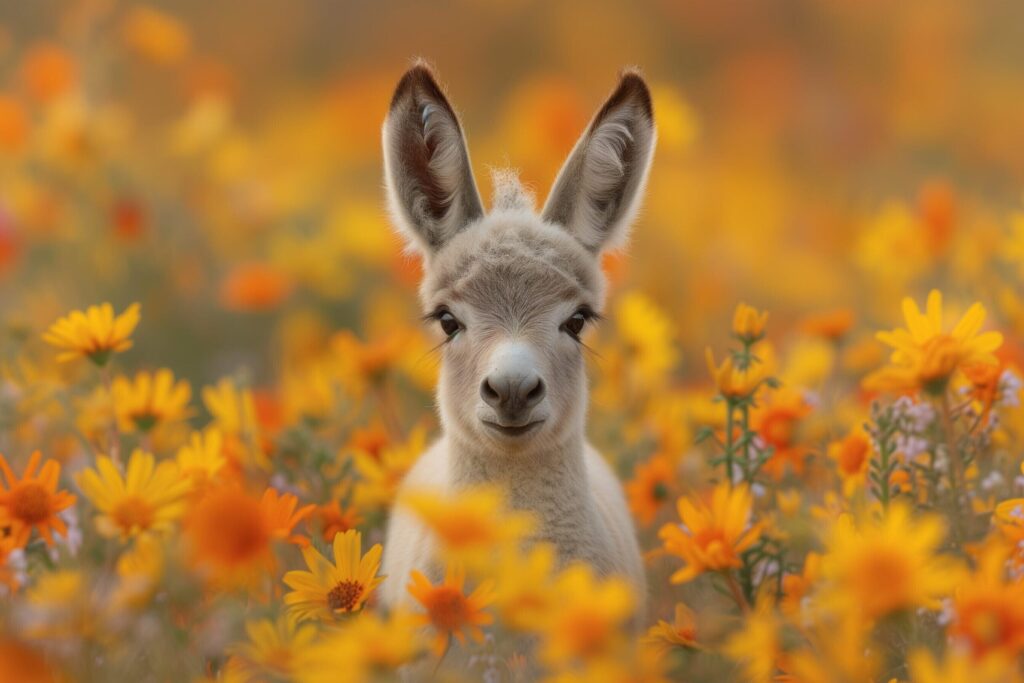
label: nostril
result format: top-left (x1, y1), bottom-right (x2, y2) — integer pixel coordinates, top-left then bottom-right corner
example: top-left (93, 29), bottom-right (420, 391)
top-left (480, 377), bottom-right (500, 406)
top-left (524, 377), bottom-right (546, 406)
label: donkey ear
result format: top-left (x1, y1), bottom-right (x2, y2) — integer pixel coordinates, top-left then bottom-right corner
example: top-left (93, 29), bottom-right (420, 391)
top-left (542, 71), bottom-right (656, 253)
top-left (382, 63), bottom-right (484, 256)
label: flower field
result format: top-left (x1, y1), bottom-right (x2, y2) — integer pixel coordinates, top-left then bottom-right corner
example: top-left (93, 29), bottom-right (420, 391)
top-left (5, 1), bottom-right (1024, 681)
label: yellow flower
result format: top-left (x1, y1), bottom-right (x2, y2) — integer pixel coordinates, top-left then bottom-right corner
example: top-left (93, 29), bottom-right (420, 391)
top-left (175, 429), bottom-right (227, 490)
top-left (948, 543), bottom-right (1024, 660)
top-left (908, 648), bottom-right (1021, 683)
top-left (538, 563), bottom-right (634, 666)
top-left (492, 544), bottom-right (558, 632)
top-left (642, 602), bottom-right (699, 654)
top-left (614, 291), bottom-right (678, 388)
top-left (722, 594), bottom-right (780, 683)
top-left (0, 451), bottom-right (76, 547)
top-left (866, 289), bottom-right (1003, 394)
top-left (705, 348), bottom-right (767, 400)
top-left (282, 529), bottom-right (384, 621)
top-left (295, 610), bottom-right (425, 683)
top-left (353, 425), bottom-right (427, 509)
top-left (407, 564), bottom-right (495, 658)
top-left (42, 302), bottom-right (140, 365)
top-left (112, 369), bottom-right (191, 433)
top-left (658, 483), bottom-right (763, 583)
top-left (77, 450), bottom-right (190, 540)
top-left (820, 505), bottom-right (962, 619)
top-left (202, 378), bottom-right (258, 437)
top-left (732, 302), bottom-right (768, 343)
top-left (399, 485), bottom-right (535, 570)
top-left (112, 533), bottom-right (164, 610)
top-left (230, 615), bottom-right (317, 681)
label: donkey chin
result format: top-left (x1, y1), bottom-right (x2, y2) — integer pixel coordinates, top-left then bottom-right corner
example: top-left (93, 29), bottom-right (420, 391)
top-left (377, 60), bottom-right (657, 639)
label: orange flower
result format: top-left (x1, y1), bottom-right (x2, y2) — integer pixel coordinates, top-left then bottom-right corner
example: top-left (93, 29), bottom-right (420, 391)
top-left (625, 454), bottom-right (677, 526)
top-left (0, 452), bottom-right (76, 548)
top-left (260, 488), bottom-right (314, 547)
top-left (310, 500), bottom-right (363, 543)
top-left (121, 6), bottom-right (191, 65)
top-left (219, 263), bottom-right (293, 312)
top-left (799, 308), bottom-right (855, 341)
top-left (754, 390), bottom-right (812, 479)
top-left (0, 636), bottom-right (61, 683)
top-left (949, 545), bottom-right (1024, 661)
top-left (183, 486), bottom-right (308, 586)
top-left (658, 483), bottom-right (763, 584)
top-left (407, 564), bottom-right (495, 658)
top-left (705, 348), bottom-right (767, 400)
top-left (963, 361), bottom-right (1003, 416)
top-left (0, 94), bottom-right (29, 152)
top-left (828, 430), bottom-right (871, 496)
top-left (20, 43), bottom-right (77, 103)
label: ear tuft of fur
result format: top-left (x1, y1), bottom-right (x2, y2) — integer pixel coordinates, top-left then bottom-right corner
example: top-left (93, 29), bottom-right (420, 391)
top-left (541, 70), bottom-right (656, 253)
top-left (490, 168), bottom-right (535, 212)
top-left (382, 62), bottom-right (483, 256)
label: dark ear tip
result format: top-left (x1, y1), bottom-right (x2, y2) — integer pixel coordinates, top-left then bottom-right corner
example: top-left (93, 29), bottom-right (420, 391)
top-left (613, 68), bottom-right (654, 119)
top-left (390, 59), bottom-right (444, 111)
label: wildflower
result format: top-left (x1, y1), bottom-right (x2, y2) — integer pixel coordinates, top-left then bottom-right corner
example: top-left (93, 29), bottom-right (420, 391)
top-left (261, 488), bottom-right (314, 546)
top-left (42, 302), bottom-right (140, 365)
top-left (175, 429), bottom-right (227, 490)
top-left (948, 544), bottom-right (1024, 660)
top-left (820, 505), bottom-right (962, 619)
top-left (183, 487), bottom-right (276, 586)
top-left (0, 451), bottom-right (75, 547)
top-left (705, 348), bottom-right (767, 400)
top-left (754, 388), bottom-right (812, 479)
top-left (732, 303), bottom-right (768, 343)
top-left (20, 43), bottom-right (77, 104)
top-left (407, 564), bottom-right (495, 658)
top-left (866, 289), bottom-right (1003, 395)
top-left (625, 455), bottom-right (677, 526)
top-left (77, 450), bottom-right (190, 540)
top-left (492, 544), bottom-right (558, 632)
top-left (283, 529), bottom-right (384, 620)
top-left (907, 648), bottom-right (1022, 683)
top-left (230, 616), bottom-right (318, 681)
top-left (112, 533), bottom-right (164, 610)
top-left (722, 594), bottom-right (780, 682)
top-left (0, 636), bottom-right (61, 683)
top-left (643, 602), bottom-right (699, 654)
top-left (310, 499), bottom-right (363, 542)
top-left (296, 610), bottom-right (425, 683)
top-left (799, 308), bottom-right (855, 341)
top-left (658, 483), bottom-right (763, 583)
top-left (400, 485), bottom-right (535, 569)
top-left (23, 569), bottom-right (94, 639)
top-left (780, 552), bottom-right (821, 618)
top-left (828, 429), bottom-right (871, 496)
top-left (353, 425), bottom-right (427, 509)
top-left (219, 262), bottom-right (294, 312)
top-left (121, 5), bottom-right (191, 65)
top-left (202, 378), bottom-right (259, 436)
top-left (538, 563), bottom-right (634, 665)
top-left (614, 292), bottom-right (678, 388)
top-left (112, 369), bottom-right (191, 433)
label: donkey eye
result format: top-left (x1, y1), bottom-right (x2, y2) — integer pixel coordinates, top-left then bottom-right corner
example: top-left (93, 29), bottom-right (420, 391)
top-left (561, 308), bottom-right (594, 339)
top-left (437, 311), bottom-right (462, 338)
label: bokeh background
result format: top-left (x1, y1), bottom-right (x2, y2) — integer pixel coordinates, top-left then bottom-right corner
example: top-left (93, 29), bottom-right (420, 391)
top-left (4, 1), bottom-right (1024, 681)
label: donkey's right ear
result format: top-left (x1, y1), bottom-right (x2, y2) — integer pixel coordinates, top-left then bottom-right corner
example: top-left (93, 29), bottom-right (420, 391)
top-left (382, 63), bottom-right (484, 256)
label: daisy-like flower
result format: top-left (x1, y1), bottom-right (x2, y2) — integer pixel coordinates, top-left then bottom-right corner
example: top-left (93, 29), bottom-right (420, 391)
top-left (399, 485), bottom-right (535, 570)
top-left (296, 609), bottom-right (425, 683)
top-left (820, 504), bottom-right (963, 619)
top-left (230, 615), bottom-right (318, 681)
top-left (658, 483), bottom-right (763, 584)
top-left (625, 454), bottom-right (677, 526)
top-left (42, 302), bottom-right (140, 366)
top-left (407, 564), bottom-right (495, 658)
top-left (492, 543), bottom-right (558, 632)
top-left (732, 302), bottom-right (768, 344)
top-left (537, 563), bottom-right (634, 666)
top-left (112, 369), bottom-right (191, 433)
top-left (175, 429), bottom-right (227, 491)
top-left (0, 451), bottom-right (76, 547)
top-left (283, 529), bottom-right (384, 620)
top-left (642, 602), bottom-right (699, 654)
top-left (77, 449), bottom-right (190, 540)
top-left (866, 289), bottom-right (1003, 395)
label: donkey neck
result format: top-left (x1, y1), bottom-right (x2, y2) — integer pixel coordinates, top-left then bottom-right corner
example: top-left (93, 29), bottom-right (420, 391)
top-left (447, 430), bottom-right (596, 537)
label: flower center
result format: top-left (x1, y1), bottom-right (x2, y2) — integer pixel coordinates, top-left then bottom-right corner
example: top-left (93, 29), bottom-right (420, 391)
top-left (10, 483), bottom-right (51, 524)
top-left (111, 495), bottom-right (155, 533)
top-left (327, 579), bottom-right (364, 612)
top-left (426, 586), bottom-right (469, 631)
top-left (131, 411), bottom-right (159, 433)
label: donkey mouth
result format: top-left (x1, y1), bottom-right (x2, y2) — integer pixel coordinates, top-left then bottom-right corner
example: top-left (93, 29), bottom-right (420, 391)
top-left (481, 419), bottom-right (545, 438)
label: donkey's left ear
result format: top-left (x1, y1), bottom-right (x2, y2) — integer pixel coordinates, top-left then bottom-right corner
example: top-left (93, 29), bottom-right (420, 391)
top-left (542, 70), bottom-right (656, 253)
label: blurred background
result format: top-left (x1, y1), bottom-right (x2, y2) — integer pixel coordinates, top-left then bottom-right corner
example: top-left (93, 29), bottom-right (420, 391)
top-left (3, 0), bottom-right (1024, 417)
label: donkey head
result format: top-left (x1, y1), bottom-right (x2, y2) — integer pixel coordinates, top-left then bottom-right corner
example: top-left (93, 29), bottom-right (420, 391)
top-left (382, 63), bottom-right (656, 454)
